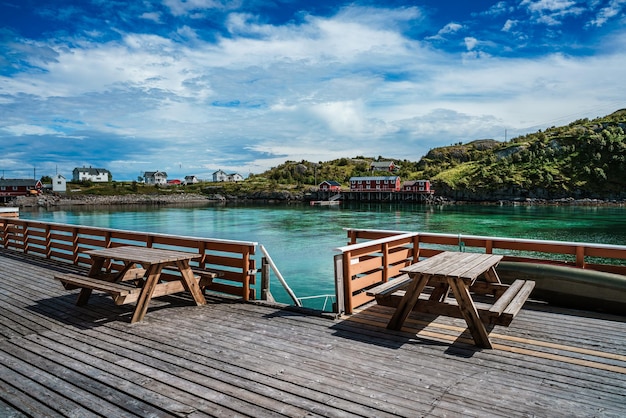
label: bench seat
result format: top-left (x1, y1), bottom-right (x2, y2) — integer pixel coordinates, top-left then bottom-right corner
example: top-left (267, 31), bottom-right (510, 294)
top-left (55, 272), bottom-right (216, 306)
top-left (55, 273), bottom-right (141, 305)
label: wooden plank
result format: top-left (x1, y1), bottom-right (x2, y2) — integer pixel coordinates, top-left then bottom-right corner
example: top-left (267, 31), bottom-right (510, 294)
top-left (2, 247), bottom-right (626, 418)
top-left (501, 281), bottom-right (536, 322)
top-left (54, 273), bottom-right (140, 296)
top-left (489, 279), bottom-right (526, 315)
top-left (366, 274), bottom-right (412, 296)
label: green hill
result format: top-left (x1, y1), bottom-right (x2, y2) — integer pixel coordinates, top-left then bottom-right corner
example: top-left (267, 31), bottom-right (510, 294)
top-left (252, 109), bottom-right (626, 201)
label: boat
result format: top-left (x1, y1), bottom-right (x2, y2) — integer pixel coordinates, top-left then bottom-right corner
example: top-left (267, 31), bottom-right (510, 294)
top-left (496, 261), bottom-right (626, 315)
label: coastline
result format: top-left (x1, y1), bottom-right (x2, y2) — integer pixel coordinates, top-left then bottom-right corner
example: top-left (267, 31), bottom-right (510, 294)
top-left (7, 192), bottom-right (626, 208)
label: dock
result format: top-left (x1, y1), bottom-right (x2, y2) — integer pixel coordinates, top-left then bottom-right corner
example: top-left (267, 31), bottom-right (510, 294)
top-left (1, 247), bottom-right (625, 417)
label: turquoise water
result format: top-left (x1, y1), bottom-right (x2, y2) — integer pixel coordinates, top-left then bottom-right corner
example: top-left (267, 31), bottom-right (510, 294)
top-left (19, 202), bottom-right (626, 308)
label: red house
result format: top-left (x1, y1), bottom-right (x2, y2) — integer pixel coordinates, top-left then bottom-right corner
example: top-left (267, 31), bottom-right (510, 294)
top-left (0, 179), bottom-right (43, 201)
top-left (402, 180), bottom-right (432, 193)
top-left (349, 176), bottom-right (401, 192)
top-left (319, 180), bottom-right (342, 192)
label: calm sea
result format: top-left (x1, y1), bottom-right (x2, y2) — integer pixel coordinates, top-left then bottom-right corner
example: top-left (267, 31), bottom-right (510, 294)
top-left (19, 202), bottom-right (626, 309)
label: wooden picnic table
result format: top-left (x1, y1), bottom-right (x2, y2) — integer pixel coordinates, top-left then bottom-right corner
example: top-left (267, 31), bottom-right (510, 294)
top-left (86, 246), bottom-right (208, 323)
top-left (388, 251), bottom-right (508, 349)
top-left (55, 246), bottom-right (214, 323)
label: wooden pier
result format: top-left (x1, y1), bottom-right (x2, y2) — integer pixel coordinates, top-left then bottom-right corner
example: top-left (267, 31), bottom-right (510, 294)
top-left (313, 190), bottom-right (434, 203)
top-left (1, 248), bottom-right (625, 417)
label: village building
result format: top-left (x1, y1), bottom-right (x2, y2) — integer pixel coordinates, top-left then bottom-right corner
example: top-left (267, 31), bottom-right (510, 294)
top-left (72, 167), bottom-right (111, 183)
top-left (402, 180), bottom-right (432, 193)
top-left (318, 180), bottom-right (342, 192)
top-left (143, 171), bottom-right (168, 185)
top-left (0, 178), bottom-right (43, 202)
top-left (349, 176), bottom-right (401, 192)
top-left (184, 175), bottom-right (199, 185)
top-left (229, 173), bottom-right (244, 182)
top-left (370, 161), bottom-right (397, 172)
top-left (213, 170), bottom-right (244, 182)
top-left (213, 169), bottom-right (229, 182)
top-left (52, 174), bottom-right (67, 193)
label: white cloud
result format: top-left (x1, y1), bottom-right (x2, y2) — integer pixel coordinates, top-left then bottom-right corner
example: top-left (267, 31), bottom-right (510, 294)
top-left (464, 37), bottom-right (479, 51)
top-left (502, 19), bottom-right (517, 32)
top-left (163, 0), bottom-right (237, 17)
top-left (4, 124), bottom-right (60, 136)
top-left (521, 0), bottom-right (586, 25)
top-left (588, 0), bottom-right (626, 27)
top-left (139, 12), bottom-right (162, 23)
top-left (2, 4), bottom-right (626, 179)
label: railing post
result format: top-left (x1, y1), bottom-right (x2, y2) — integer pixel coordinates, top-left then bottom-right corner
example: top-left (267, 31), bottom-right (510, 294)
top-left (260, 257), bottom-right (275, 302)
top-left (576, 246), bottom-right (586, 268)
top-left (72, 227), bottom-right (79, 264)
top-left (382, 243), bottom-right (389, 283)
top-left (45, 224), bottom-right (51, 258)
top-left (412, 235), bottom-right (420, 262)
top-left (333, 254), bottom-right (346, 315)
top-left (342, 250), bottom-right (353, 314)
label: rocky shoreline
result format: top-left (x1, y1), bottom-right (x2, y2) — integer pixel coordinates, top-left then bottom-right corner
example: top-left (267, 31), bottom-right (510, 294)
top-left (7, 192), bottom-right (626, 208)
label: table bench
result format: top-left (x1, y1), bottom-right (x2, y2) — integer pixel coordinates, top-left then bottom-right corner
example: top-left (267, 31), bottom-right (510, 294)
top-left (367, 277), bottom-right (535, 326)
top-left (56, 246), bottom-right (220, 322)
top-left (55, 271), bottom-right (217, 306)
top-left (368, 252), bottom-right (536, 348)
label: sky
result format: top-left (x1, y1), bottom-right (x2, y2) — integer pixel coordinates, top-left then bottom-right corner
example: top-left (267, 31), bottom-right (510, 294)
top-left (1, 1), bottom-right (625, 181)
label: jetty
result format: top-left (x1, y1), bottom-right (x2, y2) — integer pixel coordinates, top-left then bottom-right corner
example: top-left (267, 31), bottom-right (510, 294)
top-left (1, 217), bottom-right (625, 416)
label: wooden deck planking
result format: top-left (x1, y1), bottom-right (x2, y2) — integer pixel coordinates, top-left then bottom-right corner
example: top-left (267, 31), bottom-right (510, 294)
top-left (1, 248), bottom-right (625, 417)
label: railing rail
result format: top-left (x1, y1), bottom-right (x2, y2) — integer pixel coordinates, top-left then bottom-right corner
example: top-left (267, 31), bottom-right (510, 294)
top-left (0, 217), bottom-right (258, 301)
top-left (334, 228), bottom-right (626, 314)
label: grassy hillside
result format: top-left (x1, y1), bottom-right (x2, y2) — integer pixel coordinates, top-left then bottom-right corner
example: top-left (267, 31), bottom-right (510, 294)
top-left (253, 109), bottom-right (626, 199)
top-left (57, 109), bottom-right (626, 201)
top-left (423, 109), bottom-right (626, 198)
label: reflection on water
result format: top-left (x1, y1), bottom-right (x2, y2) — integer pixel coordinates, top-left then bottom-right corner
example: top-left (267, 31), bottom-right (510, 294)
top-left (19, 202), bottom-right (626, 308)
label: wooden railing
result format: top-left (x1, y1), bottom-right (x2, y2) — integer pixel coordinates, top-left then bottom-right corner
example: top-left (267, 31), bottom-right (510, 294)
top-left (334, 228), bottom-right (626, 314)
top-left (0, 217), bottom-right (258, 301)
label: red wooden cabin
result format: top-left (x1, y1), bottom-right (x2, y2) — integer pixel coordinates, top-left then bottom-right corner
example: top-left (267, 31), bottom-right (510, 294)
top-left (349, 176), bottom-right (401, 192)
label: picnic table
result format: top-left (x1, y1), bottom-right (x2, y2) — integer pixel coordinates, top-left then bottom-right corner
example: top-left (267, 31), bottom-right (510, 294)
top-left (55, 246), bottom-right (216, 323)
top-left (371, 251), bottom-right (535, 349)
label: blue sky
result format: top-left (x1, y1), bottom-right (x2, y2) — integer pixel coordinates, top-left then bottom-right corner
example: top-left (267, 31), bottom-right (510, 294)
top-left (1, 0), bottom-right (625, 181)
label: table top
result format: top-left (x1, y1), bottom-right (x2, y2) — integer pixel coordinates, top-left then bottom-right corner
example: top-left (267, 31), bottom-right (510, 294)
top-left (401, 251), bottom-right (503, 281)
top-left (85, 246), bottom-right (200, 264)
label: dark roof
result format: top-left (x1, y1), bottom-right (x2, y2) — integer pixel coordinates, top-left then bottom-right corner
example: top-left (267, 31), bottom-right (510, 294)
top-left (350, 176), bottom-right (400, 181)
top-left (0, 178), bottom-right (41, 187)
top-left (320, 180), bottom-right (341, 186)
top-left (144, 171), bottom-right (168, 177)
top-left (73, 167), bottom-right (111, 175)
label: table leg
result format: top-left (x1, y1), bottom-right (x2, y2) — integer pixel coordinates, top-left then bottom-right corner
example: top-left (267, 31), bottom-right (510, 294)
top-left (387, 274), bottom-right (430, 330)
top-left (447, 278), bottom-right (492, 349)
top-left (88, 256), bottom-right (105, 277)
top-left (131, 264), bottom-right (163, 323)
top-left (176, 260), bottom-right (207, 305)
top-left (76, 256), bottom-right (108, 305)
top-left (483, 266), bottom-right (501, 284)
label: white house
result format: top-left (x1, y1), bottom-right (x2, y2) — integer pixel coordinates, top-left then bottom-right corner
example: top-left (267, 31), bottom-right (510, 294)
top-left (184, 175), bottom-right (199, 185)
top-left (143, 171), bottom-right (168, 185)
top-left (212, 170), bottom-right (244, 182)
top-left (72, 166), bottom-right (111, 182)
top-left (52, 174), bottom-right (67, 193)
top-left (213, 170), bottom-right (229, 182)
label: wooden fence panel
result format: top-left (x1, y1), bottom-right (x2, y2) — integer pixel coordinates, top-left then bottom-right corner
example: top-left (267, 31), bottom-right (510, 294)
top-left (0, 217), bottom-right (258, 301)
top-left (335, 228), bottom-right (626, 314)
